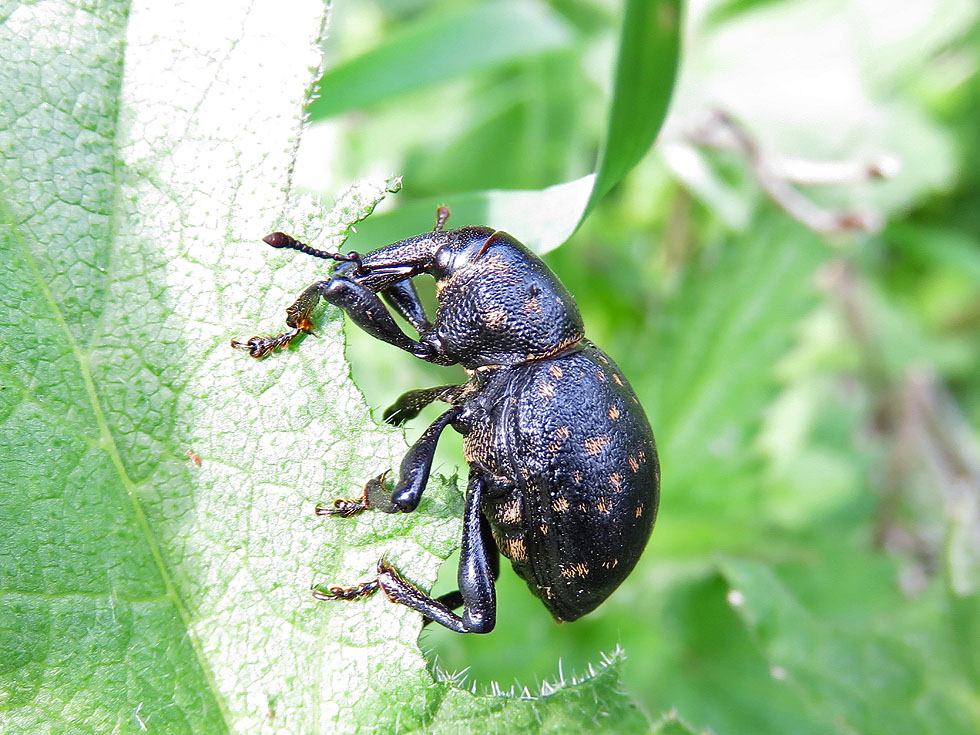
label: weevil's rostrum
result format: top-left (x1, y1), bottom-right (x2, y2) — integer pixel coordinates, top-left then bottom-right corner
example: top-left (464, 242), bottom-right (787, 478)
top-left (233, 208), bottom-right (660, 633)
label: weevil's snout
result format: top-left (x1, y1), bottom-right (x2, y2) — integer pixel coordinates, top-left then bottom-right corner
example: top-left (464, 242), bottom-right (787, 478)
top-left (330, 259), bottom-right (359, 278)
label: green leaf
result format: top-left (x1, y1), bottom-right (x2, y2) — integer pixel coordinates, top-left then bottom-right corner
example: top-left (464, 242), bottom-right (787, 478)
top-left (0, 2), bottom-right (651, 732)
top-left (642, 210), bottom-right (825, 519)
top-left (650, 711), bottom-right (705, 735)
top-left (718, 557), bottom-right (980, 735)
top-left (628, 571), bottom-right (836, 735)
top-left (586, 0), bottom-right (682, 212)
top-left (308, 1), bottom-right (575, 120)
top-left (426, 651), bottom-right (651, 735)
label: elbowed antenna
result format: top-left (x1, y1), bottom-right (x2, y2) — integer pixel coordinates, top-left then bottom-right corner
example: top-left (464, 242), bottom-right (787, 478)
top-left (263, 232), bottom-right (364, 271)
top-left (433, 205), bottom-right (451, 232)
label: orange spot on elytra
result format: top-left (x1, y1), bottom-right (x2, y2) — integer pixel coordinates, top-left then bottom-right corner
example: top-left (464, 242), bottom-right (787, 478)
top-left (485, 308), bottom-right (507, 328)
top-left (547, 426), bottom-right (571, 453)
top-left (560, 562), bottom-right (589, 579)
top-left (584, 435), bottom-right (611, 456)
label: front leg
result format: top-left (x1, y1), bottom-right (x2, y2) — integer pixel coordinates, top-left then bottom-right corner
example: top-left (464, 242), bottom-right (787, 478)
top-left (315, 471), bottom-right (396, 517)
top-left (230, 279), bottom-right (328, 358)
top-left (390, 405), bottom-right (463, 512)
top-left (381, 280), bottom-right (432, 334)
top-left (234, 277), bottom-right (446, 361)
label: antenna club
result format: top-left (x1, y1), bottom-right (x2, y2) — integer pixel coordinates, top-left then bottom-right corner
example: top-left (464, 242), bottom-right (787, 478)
top-left (263, 232), bottom-right (294, 248)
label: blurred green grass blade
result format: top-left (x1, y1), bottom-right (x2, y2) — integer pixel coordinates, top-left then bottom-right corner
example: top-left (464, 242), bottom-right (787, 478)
top-left (333, 0), bottom-right (681, 255)
top-left (948, 590), bottom-right (980, 689)
top-left (885, 221), bottom-right (980, 284)
top-left (718, 557), bottom-right (980, 735)
top-left (702, 0), bottom-right (785, 28)
top-left (643, 211), bottom-right (824, 514)
top-left (308, 0), bottom-right (573, 120)
top-left (499, 0), bottom-right (682, 251)
top-left (586, 0), bottom-right (682, 215)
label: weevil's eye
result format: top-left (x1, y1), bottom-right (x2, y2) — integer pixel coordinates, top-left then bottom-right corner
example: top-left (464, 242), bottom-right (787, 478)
top-left (433, 244), bottom-right (454, 273)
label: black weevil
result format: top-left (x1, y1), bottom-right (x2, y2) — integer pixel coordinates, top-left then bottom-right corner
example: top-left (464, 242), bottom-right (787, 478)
top-left (232, 208), bottom-right (660, 633)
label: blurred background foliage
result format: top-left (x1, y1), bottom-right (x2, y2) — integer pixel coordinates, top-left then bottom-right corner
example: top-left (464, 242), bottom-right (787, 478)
top-left (296, 0), bottom-right (980, 731)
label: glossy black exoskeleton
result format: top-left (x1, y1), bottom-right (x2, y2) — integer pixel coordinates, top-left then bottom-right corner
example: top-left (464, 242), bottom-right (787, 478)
top-left (232, 208), bottom-right (660, 633)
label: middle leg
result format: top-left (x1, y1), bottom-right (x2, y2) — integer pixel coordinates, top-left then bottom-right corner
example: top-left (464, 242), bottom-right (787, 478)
top-left (383, 384), bottom-right (466, 426)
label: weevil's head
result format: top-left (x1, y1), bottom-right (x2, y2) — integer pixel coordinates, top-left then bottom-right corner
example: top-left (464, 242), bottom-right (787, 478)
top-left (428, 228), bottom-right (585, 368)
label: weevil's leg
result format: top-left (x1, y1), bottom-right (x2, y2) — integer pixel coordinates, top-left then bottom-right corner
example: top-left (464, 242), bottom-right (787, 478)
top-left (375, 471), bottom-right (496, 633)
top-left (315, 471), bottom-right (398, 517)
top-left (316, 401), bottom-right (463, 517)
top-left (388, 406), bottom-right (463, 512)
top-left (433, 205), bottom-right (450, 232)
top-left (426, 513), bottom-right (499, 620)
top-left (231, 233), bottom-right (365, 358)
top-left (381, 280), bottom-right (432, 334)
top-left (234, 275), bottom-right (450, 363)
top-left (312, 579), bottom-right (379, 602)
top-left (383, 384), bottom-right (465, 426)
top-left (231, 279), bottom-right (331, 358)
top-left (320, 277), bottom-right (456, 363)
top-left (455, 481), bottom-right (497, 632)
top-left (230, 328), bottom-right (304, 359)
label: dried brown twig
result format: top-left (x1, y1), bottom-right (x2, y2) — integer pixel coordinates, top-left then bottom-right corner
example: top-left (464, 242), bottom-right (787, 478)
top-left (818, 260), bottom-right (980, 595)
top-left (685, 110), bottom-right (900, 236)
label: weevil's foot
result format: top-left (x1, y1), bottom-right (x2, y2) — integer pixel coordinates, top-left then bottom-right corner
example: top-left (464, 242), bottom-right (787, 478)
top-left (292, 319), bottom-right (317, 337)
top-left (375, 558), bottom-right (432, 605)
top-left (382, 388), bottom-right (437, 425)
top-left (315, 471), bottom-right (391, 517)
top-left (231, 329), bottom-right (302, 358)
top-left (312, 579), bottom-right (380, 601)
top-left (285, 308), bottom-right (317, 335)
top-left (382, 403), bottom-right (416, 426)
top-left (315, 497), bottom-right (368, 517)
